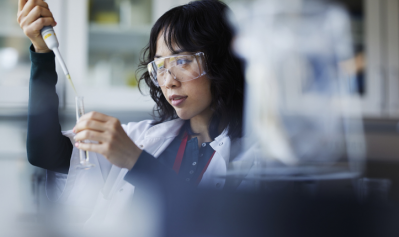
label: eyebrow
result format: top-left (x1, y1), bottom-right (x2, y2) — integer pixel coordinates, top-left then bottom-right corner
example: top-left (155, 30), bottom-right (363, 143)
top-left (155, 49), bottom-right (186, 58)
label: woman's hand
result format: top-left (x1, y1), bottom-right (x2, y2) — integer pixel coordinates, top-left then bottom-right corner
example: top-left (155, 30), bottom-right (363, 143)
top-left (17, 0), bottom-right (57, 53)
top-left (73, 112), bottom-right (142, 170)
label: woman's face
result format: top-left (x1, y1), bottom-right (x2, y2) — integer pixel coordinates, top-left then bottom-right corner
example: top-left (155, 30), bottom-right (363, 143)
top-left (155, 34), bottom-right (213, 120)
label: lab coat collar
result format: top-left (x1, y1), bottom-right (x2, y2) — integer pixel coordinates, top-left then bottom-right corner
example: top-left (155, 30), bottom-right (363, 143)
top-left (144, 118), bottom-right (185, 139)
top-left (144, 118), bottom-right (230, 141)
top-left (210, 128), bottom-right (230, 165)
top-left (144, 118), bottom-right (231, 164)
top-left (213, 128), bottom-right (229, 142)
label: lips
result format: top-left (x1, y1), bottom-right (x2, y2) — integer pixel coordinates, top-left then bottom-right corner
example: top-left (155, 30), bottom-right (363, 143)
top-left (169, 95), bottom-right (188, 106)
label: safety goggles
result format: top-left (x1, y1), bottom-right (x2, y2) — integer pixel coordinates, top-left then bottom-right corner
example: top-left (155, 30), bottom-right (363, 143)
top-left (147, 52), bottom-right (207, 87)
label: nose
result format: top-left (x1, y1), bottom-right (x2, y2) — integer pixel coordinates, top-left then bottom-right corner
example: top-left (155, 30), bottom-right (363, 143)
top-left (164, 69), bottom-right (180, 88)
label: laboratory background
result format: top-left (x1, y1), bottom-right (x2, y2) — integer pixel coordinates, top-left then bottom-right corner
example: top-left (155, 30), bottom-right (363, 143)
top-left (1, 0), bottom-right (399, 236)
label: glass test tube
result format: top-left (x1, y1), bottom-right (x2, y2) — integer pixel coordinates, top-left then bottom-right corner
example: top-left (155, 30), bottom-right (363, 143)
top-left (75, 96), bottom-right (95, 169)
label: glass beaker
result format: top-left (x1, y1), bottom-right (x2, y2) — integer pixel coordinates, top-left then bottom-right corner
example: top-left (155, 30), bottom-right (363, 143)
top-left (75, 96), bottom-right (95, 169)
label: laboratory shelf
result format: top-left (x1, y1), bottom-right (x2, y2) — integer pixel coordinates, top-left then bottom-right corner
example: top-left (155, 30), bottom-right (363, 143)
top-left (88, 35), bottom-right (149, 53)
top-left (89, 23), bottom-right (152, 35)
top-left (88, 25), bottom-right (150, 53)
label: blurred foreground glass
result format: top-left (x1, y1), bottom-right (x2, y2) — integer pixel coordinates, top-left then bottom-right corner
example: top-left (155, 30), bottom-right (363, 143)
top-left (228, 0), bottom-right (366, 181)
top-left (356, 178), bottom-right (392, 202)
top-left (75, 96), bottom-right (95, 169)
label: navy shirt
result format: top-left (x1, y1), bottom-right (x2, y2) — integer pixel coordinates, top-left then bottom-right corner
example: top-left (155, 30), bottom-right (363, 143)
top-left (124, 122), bottom-right (216, 187)
top-left (156, 127), bottom-right (214, 184)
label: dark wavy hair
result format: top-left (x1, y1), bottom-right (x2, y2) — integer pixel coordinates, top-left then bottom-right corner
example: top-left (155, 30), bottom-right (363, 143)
top-left (137, 0), bottom-right (244, 140)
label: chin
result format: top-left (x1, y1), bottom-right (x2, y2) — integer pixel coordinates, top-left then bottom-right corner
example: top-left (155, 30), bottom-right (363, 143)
top-left (175, 109), bottom-right (194, 120)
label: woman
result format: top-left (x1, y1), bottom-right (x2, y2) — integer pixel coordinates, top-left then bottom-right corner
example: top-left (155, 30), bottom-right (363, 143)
top-left (18, 0), bottom-right (250, 223)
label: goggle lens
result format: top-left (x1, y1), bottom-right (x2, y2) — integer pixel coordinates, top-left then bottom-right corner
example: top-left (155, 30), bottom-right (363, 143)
top-left (147, 52), bottom-right (206, 87)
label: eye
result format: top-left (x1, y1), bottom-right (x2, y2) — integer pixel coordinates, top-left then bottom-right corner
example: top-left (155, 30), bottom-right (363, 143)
top-left (176, 58), bottom-right (191, 65)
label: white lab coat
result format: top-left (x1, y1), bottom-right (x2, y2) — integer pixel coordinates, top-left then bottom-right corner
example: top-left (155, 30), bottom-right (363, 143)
top-left (45, 118), bottom-right (257, 226)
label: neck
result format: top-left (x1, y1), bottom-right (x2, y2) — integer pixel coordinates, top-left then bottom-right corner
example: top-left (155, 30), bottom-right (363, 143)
top-left (189, 108), bottom-right (213, 145)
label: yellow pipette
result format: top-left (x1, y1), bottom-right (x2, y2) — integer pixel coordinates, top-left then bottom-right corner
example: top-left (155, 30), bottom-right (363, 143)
top-left (40, 26), bottom-right (78, 95)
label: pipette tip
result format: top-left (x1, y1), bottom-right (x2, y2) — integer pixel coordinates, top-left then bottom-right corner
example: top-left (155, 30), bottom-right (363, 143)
top-left (66, 74), bottom-right (78, 96)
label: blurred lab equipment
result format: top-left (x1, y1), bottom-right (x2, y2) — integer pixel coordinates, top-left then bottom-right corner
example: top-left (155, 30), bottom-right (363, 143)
top-left (356, 177), bottom-right (392, 202)
top-left (89, 0), bottom-right (152, 27)
top-left (228, 0), bottom-right (366, 183)
top-left (0, 47), bottom-right (18, 70)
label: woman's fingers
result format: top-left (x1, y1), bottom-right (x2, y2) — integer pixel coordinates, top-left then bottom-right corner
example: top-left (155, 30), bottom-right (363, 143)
top-left (73, 111), bottom-right (123, 144)
top-left (72, 111), bottom-right (137, 169)
top-left (74, 119), bottom-right (106, 134)
top-left (24, 17), bottom-right (56, 37)
top-left (74, 142), bottom-right (103, 154)
top-left (79, 111), bottom-right (115, 123)
top-left (20, 6), bottom-right (54, 28)
top-left (76, 112), bottom-right (121, 133)
top-left (74, 130), bottom-right (107, 143)
top-left (18, 0), bottom-right (28, 12)
top-left (17, 0), bottom-right (53, 53)
top-left (75, 141), bottom-right (114, 157)
top-left (19, 0), bottom-right (49, 15)
top-left (72, 111), bottom-right (140, 170)
top-left (18, 0), bottom-right (49, 23)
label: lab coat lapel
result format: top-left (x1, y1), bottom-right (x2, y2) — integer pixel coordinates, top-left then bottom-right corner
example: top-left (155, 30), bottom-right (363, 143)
top-left (210, 129), bottom-right (230, 165)
top-left (198, 130), bottom-right (230, 188)
top-left (140, 119), bottom-right (185, 157)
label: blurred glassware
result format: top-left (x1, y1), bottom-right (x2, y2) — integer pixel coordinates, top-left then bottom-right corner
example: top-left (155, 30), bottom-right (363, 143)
top-left (89, 0), bottom-right (120, 25)
top-left (110, 55), bottom-right (126, 86)
top-left (93, 60), bottom-right (112, 87)
top-left (89, 0), bottom-right (151, 26)
top-left (228, 0), bottom-right (366, 182)
top-left (356, 178), bottom-right (392, 202)
top-left (0, 48), bottom-right (18, 70)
